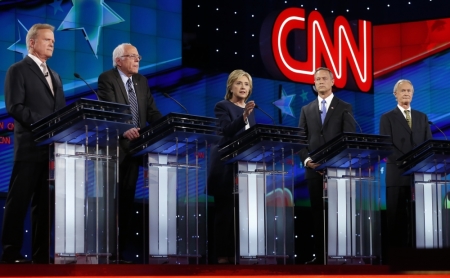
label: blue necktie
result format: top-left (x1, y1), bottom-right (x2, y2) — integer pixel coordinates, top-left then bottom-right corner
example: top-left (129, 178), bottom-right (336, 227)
top-left (321, 99), bottom-right (327, 124)
top-left (127, 78), bottom-right (139, 127)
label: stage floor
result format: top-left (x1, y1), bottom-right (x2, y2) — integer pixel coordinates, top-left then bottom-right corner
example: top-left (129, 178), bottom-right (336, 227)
top-left (0, 265), bottom-right (449, 278)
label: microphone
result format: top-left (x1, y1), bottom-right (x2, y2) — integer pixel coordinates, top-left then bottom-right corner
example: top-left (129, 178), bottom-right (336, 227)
top-left (74, 73), bottom-right (99, 100)
top-left (255, 104), bottom-right (275, 124)
top-left (44, 72), bottom-right (49, 77)
top-left (162, 92), bottom-right (189, 114)
top-left (344, 109), bottom-right (362, 133)
top-left (428, 121), bottom-right (447, 140)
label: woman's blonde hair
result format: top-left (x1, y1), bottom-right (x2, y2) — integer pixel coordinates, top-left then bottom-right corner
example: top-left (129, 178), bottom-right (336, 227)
top-left (224, 69), bottom-right (253, 101)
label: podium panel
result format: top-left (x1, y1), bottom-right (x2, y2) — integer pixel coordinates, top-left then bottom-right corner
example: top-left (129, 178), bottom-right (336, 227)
top-left (130, 113), bottom-right (219, 264)
top-left (220, 124), bottom-right (306, 265)
top-left (310, 133), bottom-right (392, 265)
top-left (32, 99), bottom-right (133, 264)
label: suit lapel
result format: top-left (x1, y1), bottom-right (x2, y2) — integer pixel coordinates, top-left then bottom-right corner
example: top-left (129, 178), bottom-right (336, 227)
top-left (393, 107), bottom-right (411, 134)
top-left (26, 57), bottom-right (54, 98)
top-left (113, 69), bottom-right (129, 104)
top-left (322, 97), bottom-right (338, 127)
top-left (308, 99), bottom-right (322, 128)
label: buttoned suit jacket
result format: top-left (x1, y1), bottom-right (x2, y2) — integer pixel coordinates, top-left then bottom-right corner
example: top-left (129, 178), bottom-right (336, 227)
top-left (298, 96), bottom-right (355, 178)
top-left (4, 55), bottom-right (66, 162)
top-left (97, 68), bottom-right (162, 162)
top-left (207, 100), bottom-right (256, 196)
top-left (379, 107), bottom-right (432, 187)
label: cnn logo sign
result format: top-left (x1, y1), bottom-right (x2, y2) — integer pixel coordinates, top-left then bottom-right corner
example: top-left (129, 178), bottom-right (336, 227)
top-left (260, 8), bottom-right (373, 92)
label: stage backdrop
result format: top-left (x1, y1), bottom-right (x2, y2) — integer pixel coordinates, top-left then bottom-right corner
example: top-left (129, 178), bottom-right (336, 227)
top-left (1, 1), bottom-right (450, 210)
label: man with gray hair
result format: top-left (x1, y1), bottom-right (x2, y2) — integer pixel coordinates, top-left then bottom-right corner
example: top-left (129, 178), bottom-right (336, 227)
top-left (97, 43), bottom-right (162, 263)
top-left (1, 23), bottom-right (66, 264)
top-left (379, 79), bottom-right (432, 261)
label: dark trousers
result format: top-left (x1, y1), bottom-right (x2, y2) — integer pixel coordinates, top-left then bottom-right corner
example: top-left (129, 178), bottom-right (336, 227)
top-left (116, 154), bottom-right (140, 258)
top-left (213, 191), bottom-right (236, 260)
top-left (306, 174), bottom-right (325, 263)
top-left (386, 186), bottom-right (413, 250)
top-left (1, 161), bottom-right (50, 262)
top-left (212, 164), bottom-right (236, 261)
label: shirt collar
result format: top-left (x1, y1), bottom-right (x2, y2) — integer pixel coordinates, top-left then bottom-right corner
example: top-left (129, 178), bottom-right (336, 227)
top-left (28, 54), bottom-right (44, 68)
top-left (117, 68), bottom-right (132, 84)
top-left (317, 93), bottom-right (334, 106)
top-left (397, 104), bottom-right (411, 112)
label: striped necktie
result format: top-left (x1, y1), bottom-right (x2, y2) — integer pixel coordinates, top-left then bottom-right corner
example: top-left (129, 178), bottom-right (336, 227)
top-left (127, 78), bottom-right (139, 127)
top-left (404, 110), bottom-right (411, 129)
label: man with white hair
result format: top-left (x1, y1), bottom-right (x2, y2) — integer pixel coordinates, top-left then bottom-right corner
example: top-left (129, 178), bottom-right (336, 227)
top-left (379, 79), bottom-right (432, 261)
top-left (97, 43), bottom-right (162, 263)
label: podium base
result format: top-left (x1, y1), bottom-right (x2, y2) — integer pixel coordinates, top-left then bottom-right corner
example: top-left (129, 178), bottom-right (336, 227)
top-left (149, 254), bottom-right (202, 265)
top-left (327, 255), bottom-right (378, 265)
top-left (239, 255), bottom-right (289, 265)
top-left (55, 253), bottom-right (111, 265)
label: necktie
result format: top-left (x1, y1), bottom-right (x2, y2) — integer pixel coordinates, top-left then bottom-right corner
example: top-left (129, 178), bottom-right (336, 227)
top-left (404, 110), bottom-right (412, 129)
top-left (41, 63), bottom-right (54, 95)
top-left (321, 99), bottom-right (327, 124)
top-left (127, 78), bottom-right (139, 127)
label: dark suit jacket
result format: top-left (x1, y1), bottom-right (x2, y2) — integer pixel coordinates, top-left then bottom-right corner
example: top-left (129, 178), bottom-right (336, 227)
top-left (4, 56), bottom-right (66, 162)
top-left (208, 100), bottom-right (256, 196)
top-left (97, 68), bottom-right (162, 162)
top-left (298, 96), bottom-right (355, 178)
top-left (379, 107), bottom-right (432, 187)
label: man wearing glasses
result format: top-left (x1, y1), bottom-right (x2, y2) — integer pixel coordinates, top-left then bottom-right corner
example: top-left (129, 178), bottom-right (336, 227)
top-left (98, 43), bottom-right (162, 263)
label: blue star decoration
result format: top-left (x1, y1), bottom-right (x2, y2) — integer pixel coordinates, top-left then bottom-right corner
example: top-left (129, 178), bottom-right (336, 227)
top-left (50, 0), bottom-right (64, 15)
top-left (7, 20), bottom-right (28, 58)
top-left (300, 89), bottom-right (309, 102)
top-left (273, 87), bottom-right (296, 117)
top-left (57, 0), bottom-right (124, 57)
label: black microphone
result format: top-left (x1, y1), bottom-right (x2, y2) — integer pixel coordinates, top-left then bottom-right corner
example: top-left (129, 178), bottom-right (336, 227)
top-left (428, 121), bottom-right (447, 140)
top-left (344, 109), bottom-right (362, 133)
top-left (74, 73), bottom-right (99, 100)
top-left (162, 92), bottom-right (188, 114)
top-left (255, 104), bottom-right (275, 124)
top-left (44, 72), bottom-right (49, 77)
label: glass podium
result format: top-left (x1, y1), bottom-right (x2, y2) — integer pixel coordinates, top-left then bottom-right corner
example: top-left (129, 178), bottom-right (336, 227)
top-left (219, 124), bottom-right (306, 265)
top-left (309, 133), bottom-right (392, 265)
top-left (130, 113), bottom-right (219, 264)
top-left (398, 139), bottom-right (450, 249)
top-left (32, 99), bottom-right (133, 264)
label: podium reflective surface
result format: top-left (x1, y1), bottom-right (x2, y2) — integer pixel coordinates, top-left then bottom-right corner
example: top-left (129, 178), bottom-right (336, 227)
top-left (399, 139), bottom-right (450, 249)
top-left (220, 124), bottom-right (306, 264)
top-left (130, 113), bottom-right (219, 264)
top-left (310, 133), bottom-right (392, 265)
top-left (32, 99), bottom-right (133, 264)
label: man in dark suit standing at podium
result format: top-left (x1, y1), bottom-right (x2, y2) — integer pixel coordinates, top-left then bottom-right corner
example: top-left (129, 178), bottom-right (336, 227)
top-left (379, 79), bottom-right (432, 258)
top-left (298, 67), bottom-right (355, 264)
top-left (97, 43), bottom-right (162, 262)
top-left (2, 23), bottom-right (66, 264)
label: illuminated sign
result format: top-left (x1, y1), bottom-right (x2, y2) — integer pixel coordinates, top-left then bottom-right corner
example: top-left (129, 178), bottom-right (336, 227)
top-left (261, 8), bottom-right (373, 92)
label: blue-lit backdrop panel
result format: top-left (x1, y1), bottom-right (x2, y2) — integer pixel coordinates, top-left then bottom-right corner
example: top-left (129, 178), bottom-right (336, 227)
top-left (0, 0), bottom-right (181, 193)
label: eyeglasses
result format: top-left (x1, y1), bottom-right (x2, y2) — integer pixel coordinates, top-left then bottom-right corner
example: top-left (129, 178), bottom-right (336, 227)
top-left (121, 54), bottom-right (142, 61)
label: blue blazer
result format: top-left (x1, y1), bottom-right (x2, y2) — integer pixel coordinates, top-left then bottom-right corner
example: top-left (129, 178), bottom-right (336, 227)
top-left (207, 100), bottom-right (256, 196)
